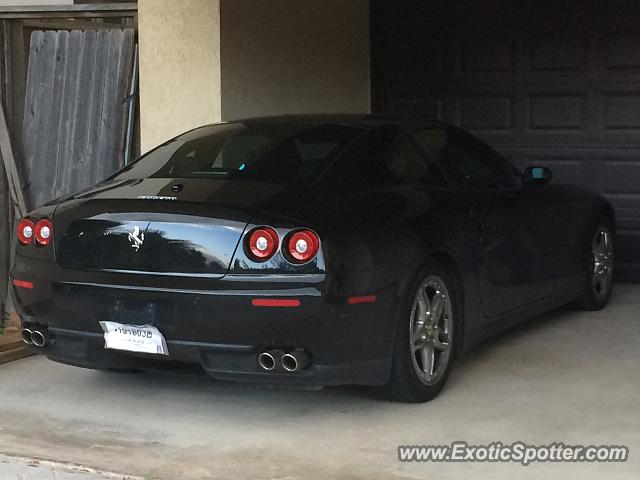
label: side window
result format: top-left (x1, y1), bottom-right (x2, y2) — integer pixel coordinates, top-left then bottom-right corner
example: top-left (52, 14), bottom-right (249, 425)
top-left (387, 129), bottom-right (450, 188)
top-left (318, 126), bottom-right (399, 190)
top-left (438, 129), bottom-right (516, 190)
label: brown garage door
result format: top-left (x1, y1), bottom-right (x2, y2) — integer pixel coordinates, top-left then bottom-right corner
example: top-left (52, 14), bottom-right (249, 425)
top-left (372, 0), bottom-right (640, 281)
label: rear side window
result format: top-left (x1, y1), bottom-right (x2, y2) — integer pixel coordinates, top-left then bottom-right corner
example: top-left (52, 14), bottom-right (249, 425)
top-left (315, 125), bottom-right (399, 191)
top-left (388, 129), bottom-right (450, 188)
top-left (439, 128), bottom-right (517, 190)
top-left (114, 122), bottom-right (365, 184)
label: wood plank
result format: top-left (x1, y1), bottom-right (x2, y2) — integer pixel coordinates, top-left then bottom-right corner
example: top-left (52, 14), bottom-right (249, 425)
top-left (67, 30), bottom-right (96, 195)
top-left (54, 29), bottom-right (81, 198)
top-left (0, 333), bottom-right (23, 352)
top-left (41, 30), bottom-right (68, 204)
top-left (23, 19), bottom-right (136, 31)
top-left (0, 4), bottom-right (137, 20)
top-left (81, 29), bottom-right (108, 189)
top-left (0, 346), bottom-right (34, 365)
top-left (95, 29), bottom-right (131, 181)
top-left (0, 4), bottom-right (137, 14)
top-left (0, 21), bottom-right (8, 313)
top-left (0, 91), bottom-right (27, 217)
top-left (25, 30), bottom-right (56, 208)
top-left (0, 12), bottom-right (136, 20)
top-left (20, 30), bottom-right (43, 210)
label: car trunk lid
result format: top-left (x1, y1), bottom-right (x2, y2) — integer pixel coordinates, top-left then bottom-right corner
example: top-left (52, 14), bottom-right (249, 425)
top-left (53, 178), bottom-right (288, 276)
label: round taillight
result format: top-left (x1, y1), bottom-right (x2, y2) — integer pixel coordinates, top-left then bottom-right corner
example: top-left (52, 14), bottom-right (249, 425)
top-left (17, 219), bottom-right (35, 245)
top-left (286, 230), bottom-right (320, 263)
top-left (34, 219), bottom-right (53, 246)
top-left (247, 227), bottom-right (279, 261)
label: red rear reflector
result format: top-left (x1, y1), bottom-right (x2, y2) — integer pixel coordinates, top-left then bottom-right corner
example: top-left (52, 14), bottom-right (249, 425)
top-left (12, 279), bottom-right (34, 289)
top-left (347, 295), bottom-right (377, 305)
top-left (252, 298), bottom-right (301, 308)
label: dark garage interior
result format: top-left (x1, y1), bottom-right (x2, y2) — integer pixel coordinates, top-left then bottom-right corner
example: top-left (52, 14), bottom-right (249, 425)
top-left (372, 0), bottom-right (640, 280)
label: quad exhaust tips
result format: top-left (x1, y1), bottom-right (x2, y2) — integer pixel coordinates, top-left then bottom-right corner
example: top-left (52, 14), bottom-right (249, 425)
top-left (258, 348), bottom-right (309, 372)
top-left (21, 327), bottom-right (50, 347)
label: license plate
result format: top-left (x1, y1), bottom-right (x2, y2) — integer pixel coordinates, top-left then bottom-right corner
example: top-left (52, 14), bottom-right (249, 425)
top-left (99, 321), bottom-right (169, 355)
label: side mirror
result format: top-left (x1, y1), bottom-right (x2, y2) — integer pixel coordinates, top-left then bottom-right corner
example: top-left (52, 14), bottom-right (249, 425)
top-left (523, 166), bottom-right (552, 186)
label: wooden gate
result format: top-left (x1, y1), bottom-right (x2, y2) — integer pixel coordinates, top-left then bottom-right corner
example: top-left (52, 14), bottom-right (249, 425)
top-left (22, 28), bottom-right (135, 208)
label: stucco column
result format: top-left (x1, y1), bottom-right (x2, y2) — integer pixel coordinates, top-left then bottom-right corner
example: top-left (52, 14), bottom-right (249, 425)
top-left (138, 0), bottom-right (222, 153)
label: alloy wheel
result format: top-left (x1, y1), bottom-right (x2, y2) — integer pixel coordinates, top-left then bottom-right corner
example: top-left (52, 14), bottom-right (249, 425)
top-left (592, 227), bottom-right (613, 300)
top-left (409, 275), bottom-right (453, 386)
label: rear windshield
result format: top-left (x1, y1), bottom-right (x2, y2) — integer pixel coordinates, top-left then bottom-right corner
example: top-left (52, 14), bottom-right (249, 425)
top-left (114, 122), bottom-right (365, 184)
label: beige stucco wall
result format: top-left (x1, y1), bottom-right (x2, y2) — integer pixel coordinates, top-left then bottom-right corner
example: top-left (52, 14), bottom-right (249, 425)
top-left (220, 0), bottom-right (370, 120)
top-left (138, 0), bottom-right (222, 153)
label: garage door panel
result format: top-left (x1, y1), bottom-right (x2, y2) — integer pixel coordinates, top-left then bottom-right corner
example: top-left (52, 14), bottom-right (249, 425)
top-left (390, 19), bottom-right (441, 45)
top-left (449, 0), bottom-right (521, 27)
top-left (527, 0), bottom-right (597, 31)
top-left (605, 33), bottom-right (640, 70)
top-left (460, 38), bottom-right (514, 74)
top-left (373, 0), bottom-right (640, 279)
top-left (603, 94), bottom-right (640, 129)
top-left (391, 0), bottom-right (444, 19)
top-left (459, 96), bottom-right (513, 131)
top-left (530, 36), bottom-right (589, 73)
top-left (528, 94), bottom-right (587, 130)
top-left (600, 157), bottom-right (640, 194)
top-left (603, 0), bottom-right (640, 28)
top-left (391, 45), bottom-right (442, 75)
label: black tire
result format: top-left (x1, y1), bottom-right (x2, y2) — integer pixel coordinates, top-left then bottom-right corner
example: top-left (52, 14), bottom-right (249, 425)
top-left (575, 216), bottom-right (615, 311)
top-left (378, 260), bottom-right (461, 403)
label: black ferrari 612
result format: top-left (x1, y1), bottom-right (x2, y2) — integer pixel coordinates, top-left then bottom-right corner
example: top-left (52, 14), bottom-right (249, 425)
top-left (11, 115), bottom-right (614, 402)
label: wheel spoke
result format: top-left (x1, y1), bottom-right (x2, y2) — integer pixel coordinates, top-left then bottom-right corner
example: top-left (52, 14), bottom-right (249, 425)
top-left (429, 293), bottom-right (444, 322)
top-left (411, 327), bottom-right (427, 347)
top-left (420, 344), bottom-right (435, 377)
top-left (416, 286), bottom-right (430, 322)
top-left (594, 233), bottom-right (607, 256)
top-left (433, 332), bottom-right (450, 352)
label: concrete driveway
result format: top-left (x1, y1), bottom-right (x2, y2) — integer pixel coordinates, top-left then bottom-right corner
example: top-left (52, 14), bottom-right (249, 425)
top-left (0, 284), bottom-right (638, 480)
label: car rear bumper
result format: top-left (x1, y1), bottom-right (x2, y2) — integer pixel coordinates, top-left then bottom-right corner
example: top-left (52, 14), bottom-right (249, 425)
top-left (25, 328), bottom-right (390, 386)
top-left (12, 268), bottom-right (398, 386)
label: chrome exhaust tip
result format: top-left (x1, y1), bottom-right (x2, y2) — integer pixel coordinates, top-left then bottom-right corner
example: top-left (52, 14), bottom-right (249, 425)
top-left (31, 329), bottom-right (49, 347)
top-left (21, 328), bottom-right (33, 345)
top-left (282, 350), bottom-right (309, 372)
top-left (258, 351), bottom-right (276, 370)
top-left (258, 349), bottom-right (284, 371)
